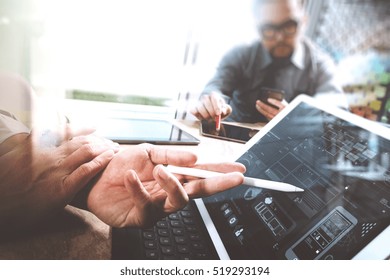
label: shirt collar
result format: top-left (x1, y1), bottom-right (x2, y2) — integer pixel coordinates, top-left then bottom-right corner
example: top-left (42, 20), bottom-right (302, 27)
top-left (291, 42), bottom-right (305, 70)
top-left (258, 41), bottom-right (305, 70)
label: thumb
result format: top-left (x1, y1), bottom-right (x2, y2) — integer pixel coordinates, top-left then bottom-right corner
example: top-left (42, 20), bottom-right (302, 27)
top-left (222, 104), bottom-right (232, 118)
top-left (63, 149), bottom-right (114, 200)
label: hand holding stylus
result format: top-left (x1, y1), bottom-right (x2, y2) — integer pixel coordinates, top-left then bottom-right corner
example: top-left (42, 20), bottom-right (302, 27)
top-left (191, 91), bottom-right (232, 121)
top-left (88, 144), bottom-right (246, 228)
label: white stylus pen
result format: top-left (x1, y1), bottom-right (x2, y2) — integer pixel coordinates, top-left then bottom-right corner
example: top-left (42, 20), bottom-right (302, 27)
top-left (166, 165), bottom-right (304, 193)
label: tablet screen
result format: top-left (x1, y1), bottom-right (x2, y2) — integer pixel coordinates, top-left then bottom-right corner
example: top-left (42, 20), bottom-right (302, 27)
top-left (96, 118), bottom-right (200, 145)
top-left (203, 102), bottom-right (390, 259)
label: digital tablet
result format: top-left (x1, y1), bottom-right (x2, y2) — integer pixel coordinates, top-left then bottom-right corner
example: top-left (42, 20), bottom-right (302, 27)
top-left (197, 95), bottom-right (390, 260)
top-left (200, 121), bottom-right (260, 143)
top-left (95, 118), bottom-right (200, 145)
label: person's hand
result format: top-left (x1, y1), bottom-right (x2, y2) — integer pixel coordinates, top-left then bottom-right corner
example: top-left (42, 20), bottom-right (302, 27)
top-left (33, 123), bottom-right (98, 148)
top-left (87, 144), bottom-right (245, 228)
top-left (256, 98), bottom-right (287, 121)
top-left (0, 132), bottom-right (119, 232)
top-left (191, 91), bottom-right (232, 120)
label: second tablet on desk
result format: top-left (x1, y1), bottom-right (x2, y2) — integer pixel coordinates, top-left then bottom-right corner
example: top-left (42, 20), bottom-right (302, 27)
top-left (200, 120), bottom-right (260, 143)
top-left (95, 118), bottom-right (200, 145)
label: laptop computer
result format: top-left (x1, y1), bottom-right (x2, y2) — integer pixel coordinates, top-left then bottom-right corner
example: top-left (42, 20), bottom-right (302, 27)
top-left (112, 94), bottom-right (390, 260)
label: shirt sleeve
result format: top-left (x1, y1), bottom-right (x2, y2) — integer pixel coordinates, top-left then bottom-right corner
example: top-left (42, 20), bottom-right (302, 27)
top-left (314, 52), bottom-right (343, 94)
top-left (0, 112), bottom-right (30, 144)
top-left (202, 45), bottom-right (249, 100)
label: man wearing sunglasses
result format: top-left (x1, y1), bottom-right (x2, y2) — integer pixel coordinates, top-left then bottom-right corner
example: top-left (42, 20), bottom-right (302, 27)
top-left (191, 0), bottom-right (343, 123)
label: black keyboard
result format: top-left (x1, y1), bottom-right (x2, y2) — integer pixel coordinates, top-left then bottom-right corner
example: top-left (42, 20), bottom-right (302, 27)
top-left (112, 200), bottom-right (219, 260)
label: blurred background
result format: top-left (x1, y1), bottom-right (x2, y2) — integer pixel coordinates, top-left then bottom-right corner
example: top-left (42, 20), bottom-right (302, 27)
top-left (0, 0), bottom-right (389, 123)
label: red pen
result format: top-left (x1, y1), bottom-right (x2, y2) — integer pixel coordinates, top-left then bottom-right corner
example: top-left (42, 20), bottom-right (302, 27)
top-left (215, 114), bottom-right (221, 131)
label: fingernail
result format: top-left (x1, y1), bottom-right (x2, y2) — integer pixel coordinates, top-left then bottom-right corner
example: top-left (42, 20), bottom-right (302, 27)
top-left (157, 165), bottom-right (167, 177)
top-left (112, 143), bottom-right (120, 152)
top-left (106, 149), bottom-right (115, 158)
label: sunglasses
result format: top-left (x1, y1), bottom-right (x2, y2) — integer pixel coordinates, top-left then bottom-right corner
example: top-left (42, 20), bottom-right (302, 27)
top-left (258, 19), bottom-right (299, 40)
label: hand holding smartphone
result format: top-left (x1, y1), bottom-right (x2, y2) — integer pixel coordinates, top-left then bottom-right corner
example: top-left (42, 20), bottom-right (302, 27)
top-left (258, 87), bottom-right (285, 109)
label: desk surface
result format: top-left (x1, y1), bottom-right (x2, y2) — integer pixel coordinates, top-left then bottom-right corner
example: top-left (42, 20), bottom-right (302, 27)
top-left (0, 120), bottom-right (262, 260)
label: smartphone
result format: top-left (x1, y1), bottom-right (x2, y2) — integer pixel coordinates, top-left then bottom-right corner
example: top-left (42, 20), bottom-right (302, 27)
top-left (200, 120), bottom-right (260, 143)
top-left (258, 87), bottom-right (285, 109)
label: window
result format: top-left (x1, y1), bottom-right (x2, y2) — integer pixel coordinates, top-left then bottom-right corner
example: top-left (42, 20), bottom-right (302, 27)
top-left (0, 0), bottom-right (256, 109)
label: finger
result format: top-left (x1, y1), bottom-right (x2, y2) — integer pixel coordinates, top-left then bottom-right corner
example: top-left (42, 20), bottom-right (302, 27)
top-left (57, 136), bottom-right (92, 157)
top-left (257, 100), bottom-right (280, 115)
top-left (64, 124), bottom-right (96, 141)
top-left (267, 98), bottom-right (285, 110)
top-left (184, 172), bottom-right (244, 198)
top-left (154, 165), bottom-right (189, 211)
top-left (190, 109), bottom-right (206, 121)
top-left (221, 104), bottom-right (232, 118)
top-left (62, 143), bottom-right (117, 171)
top-left (124, 170), bottom-right (151, 209)
top-left (195, 102), bottom-right (212, 120)
top-left (210, 92), bottom-right (223, 116)
top-left (147, 146), bottom-right (197, 166)
top-left (62, 149), bottom-right (114, 199)
top-left (256, 101), bottom-right (278, 120)
top-left (189, 106), bottom-right (203, 120)
top-left (60, 135), bottom-right (120, 156)
top-left (200, 95), bottom-right (216, 118)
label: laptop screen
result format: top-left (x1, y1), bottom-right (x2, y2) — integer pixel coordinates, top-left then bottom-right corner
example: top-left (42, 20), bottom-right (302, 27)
top-left (203, 100), bottom-right (390, 259)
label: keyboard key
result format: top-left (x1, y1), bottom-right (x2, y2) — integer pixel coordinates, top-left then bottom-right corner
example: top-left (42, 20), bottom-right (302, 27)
top-left (174, 236), bottom-right (188, 244)
top-left (173, 228), bottom-right (185, 235)
top-left (161, 246), bottom-right (174, 255)
top-left (191, 242), bottom-right (205, 250)
top-left (159, 237), bottom-right (172, 246)
top-left (145, 250), bottom-right (159, 259)
top-left (189, 234), bottom-right (201, 241)
top-left (182, 204), bottom-right (191, 210)
top-left (170, 220), bottom-right (183, 228)
top-left (177, 245), bottom-right (190, 254)
top-left (169, 213), bottom-right (180, 220)
top-left (137, 202), bottom-right (214, 260)
top-left (223, 208), bottom-right (233, 217)
top-left (144, 240), bottom-right (157, 249)
top-left (156, 221), bottom-right (168, 228)
top-left (183, 218), bottom-right (195, 225)
top-left (186, 226), bottom-right (198, 233)
top-left (143, 232), bottom-right (156, 240)
top-left (180, 211), bottom-right (192, 218)
top-left (195, 252), bottom-right (208, 259)
top-left (220, 203), bottom-right (229, 211)
top-left (228, 215), bottom-right (238, 227)
top-left (157, 229), bottom-right (169, 237)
